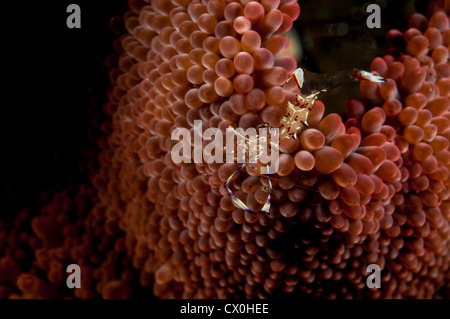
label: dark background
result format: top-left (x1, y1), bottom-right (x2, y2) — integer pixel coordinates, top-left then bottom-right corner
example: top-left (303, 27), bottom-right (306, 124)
top-left (1, 0), bottom-right (417, 221)
top-left (1, 1), bottom-right (127, 220)
top-left (295, 0), bottom-right (416, 113)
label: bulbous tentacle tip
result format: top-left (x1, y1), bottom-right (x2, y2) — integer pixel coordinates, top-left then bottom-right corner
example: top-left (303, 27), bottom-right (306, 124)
top-left (351, 69), bottom-right (387, 83)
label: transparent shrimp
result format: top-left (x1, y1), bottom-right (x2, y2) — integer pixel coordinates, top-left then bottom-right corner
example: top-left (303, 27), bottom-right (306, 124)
top-left (224, 124), bottom-right (277, 214)
top-left (280, 67), bottom-right (386, 141)
top-left (225, 67), bottom-right (386, 214)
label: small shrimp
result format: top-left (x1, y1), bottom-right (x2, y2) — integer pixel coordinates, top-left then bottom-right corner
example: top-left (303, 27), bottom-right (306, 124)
top-left (224, 67), bottom-right (386, 214)
top-left (224, 124), bottom-right (277, 214)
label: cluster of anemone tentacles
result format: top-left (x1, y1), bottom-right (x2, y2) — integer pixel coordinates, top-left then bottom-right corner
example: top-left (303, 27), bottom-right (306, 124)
top-left (0, 0), bottom-right (449, 299)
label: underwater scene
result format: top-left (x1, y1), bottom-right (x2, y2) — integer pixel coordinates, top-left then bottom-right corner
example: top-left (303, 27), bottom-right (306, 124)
top-left (1, 0), bottom-right (449, 301)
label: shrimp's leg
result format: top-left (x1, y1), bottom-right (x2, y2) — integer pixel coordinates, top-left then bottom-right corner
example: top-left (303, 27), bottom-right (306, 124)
top-left (260, 165), bottom-right (272, 215)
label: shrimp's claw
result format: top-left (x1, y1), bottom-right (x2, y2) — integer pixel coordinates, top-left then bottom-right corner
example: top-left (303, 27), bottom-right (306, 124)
top-left (224, 164), bottom-right (272, 215)
top-left (287, 68), bottom-right (304, 88)
top-left (351, 69), bottom-right (387, 83)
